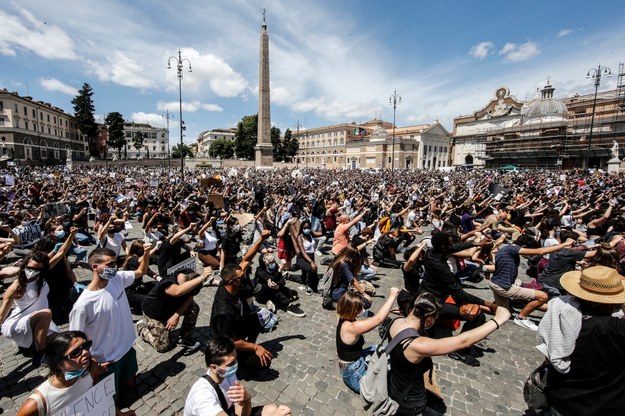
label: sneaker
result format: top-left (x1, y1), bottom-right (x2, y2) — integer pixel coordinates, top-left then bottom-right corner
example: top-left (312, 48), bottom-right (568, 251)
top-left (266, 300), bottom-right (276, 313)
top-left (286, 303), bottom-right (306, 318)
top-left (305, 286), bottom-right (313, 296)
top-left (448, 351), bottom-right (480, 367)
top-left (514, 317), bottom-right (539, 331)
top-left (179, 338), bottom-right (201, 350)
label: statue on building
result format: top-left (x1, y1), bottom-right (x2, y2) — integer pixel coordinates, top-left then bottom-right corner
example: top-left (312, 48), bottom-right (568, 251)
top-left (611, 140), bottom-right (620, 160)
top-left (491, 87), bottom-right (512, 117)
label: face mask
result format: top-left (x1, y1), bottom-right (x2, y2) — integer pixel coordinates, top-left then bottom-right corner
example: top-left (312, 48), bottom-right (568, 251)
top-left (25, 268), bottom-right (40, 280)
top-left (100, 267), bottom-right (117, 280)
top-left (62, 366), bottom-right (89, 381)
top-left (55, 230), bottom-right (66, 239)
top-left (216, 362), bottom-right (238, 379)
top-left (302, 229), bottom-right (311, 235)
top-left (267, 263), bottom-right (278, 272)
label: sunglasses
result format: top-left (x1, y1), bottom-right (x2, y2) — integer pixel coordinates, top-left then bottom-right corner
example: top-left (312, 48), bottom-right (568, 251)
top-left (66, 340), bottom-right (93, 359)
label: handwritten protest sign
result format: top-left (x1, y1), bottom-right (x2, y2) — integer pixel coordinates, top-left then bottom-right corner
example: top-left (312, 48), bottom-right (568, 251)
top-left (167, 256), bottom-right (196, 277)
top-left (58, 373), bottom-right (115, 416)
top-left (207, 194), bottom-right (225, 209)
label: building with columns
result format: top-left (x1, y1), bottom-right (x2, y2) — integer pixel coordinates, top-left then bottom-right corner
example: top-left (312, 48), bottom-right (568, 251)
top-left (122, 123), bottom-right (169, 159)
top-left (0, 88), bottom-right (89, 163)
top-left (293, 119), bottom-right (450, 170)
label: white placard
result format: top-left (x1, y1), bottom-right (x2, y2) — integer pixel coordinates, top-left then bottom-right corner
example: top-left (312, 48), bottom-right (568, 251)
top-left (5, 175), bottom-right (14, 186)
top-left (58, 373), bottom-right (115, 416)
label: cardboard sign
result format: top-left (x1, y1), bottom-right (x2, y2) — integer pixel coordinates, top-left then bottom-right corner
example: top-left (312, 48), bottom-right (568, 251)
top-left (166, 256), bottom-right (196, 277)
top-left (58, 373), bottom-right (115, 416)
top-left (4, 175), bottom-right (14, 186)
top-left (232, 212), bottom-right (254, 227)
top-left (206, 194), bottom-right (224, 209)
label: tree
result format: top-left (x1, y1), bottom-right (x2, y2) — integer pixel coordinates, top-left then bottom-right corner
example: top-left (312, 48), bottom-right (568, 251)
top-left (71, 83), bottom-right (99, 157)
top-left (282, 128), bottom-right (299, 162)
top-left (172, 144), bottom-right (193, 159)
top-left (132, 131), bottom-right (144, 156)
top-left (104, 112), bottom-right (126, 159)
top-left (209, 139), bottom-right (235, 159)
top-left (270, 126), bottom-right (283, 161)
top-left (234, 114), bottom-right (258, 160)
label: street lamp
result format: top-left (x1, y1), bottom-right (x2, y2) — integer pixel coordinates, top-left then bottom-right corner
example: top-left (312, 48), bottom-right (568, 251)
top-left (389, 90), bottom-right (401, 171)
top-left (585, 64), bottom-right (611, 170)
top-left (167, 49), bottom-right (192, 180)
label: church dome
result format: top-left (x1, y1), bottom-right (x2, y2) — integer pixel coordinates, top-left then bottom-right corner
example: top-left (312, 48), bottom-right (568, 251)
top-left (369, 124), bottom-right (389, 142)
top-left (524, 83), bottom-right (568, 120)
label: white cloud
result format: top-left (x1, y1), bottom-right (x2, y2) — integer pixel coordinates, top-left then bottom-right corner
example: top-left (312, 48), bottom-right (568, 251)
top-left (129, 112), bottom-right (168, 127)
top-left (87, 52), bottom-right (154, 89)
top-left (156, 101), bottom-right (223, 114)
top-left (557, 29), bottom-right (572, 38)
top-left (499, 41), bottom-right (540, 63)
top-left (0, 6), bottom-right (77, 60)
top-left (39, 77), bottom-right (77, 96)
top-left (292, 97), bottom-right (383, 120)
top-left (469, 41), bottom-right (494, 59)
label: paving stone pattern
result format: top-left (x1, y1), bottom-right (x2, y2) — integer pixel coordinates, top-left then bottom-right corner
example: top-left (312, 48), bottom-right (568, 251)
top-left (0, 220), bottom-right (543, 415)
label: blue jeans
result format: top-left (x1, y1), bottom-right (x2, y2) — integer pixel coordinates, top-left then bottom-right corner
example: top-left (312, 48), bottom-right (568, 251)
top-left (339, 345), bottom-right (376, 393)
top-left (455, 261), bottom-right (479, 282)
top-left (359, 264), bottom-right (377, 281)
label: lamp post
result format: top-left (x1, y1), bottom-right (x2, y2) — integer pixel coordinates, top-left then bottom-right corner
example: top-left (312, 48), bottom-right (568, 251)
top-left (167, 49), bottom-right (192, 180)
top-left (585, 64), bottom-right (611, 170)
top-left (389, 90), bottom-right (401, 171)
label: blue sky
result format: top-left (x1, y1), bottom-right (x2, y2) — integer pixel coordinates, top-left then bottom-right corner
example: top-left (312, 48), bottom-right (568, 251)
top-left (1, 0), bottom-right (624, 146)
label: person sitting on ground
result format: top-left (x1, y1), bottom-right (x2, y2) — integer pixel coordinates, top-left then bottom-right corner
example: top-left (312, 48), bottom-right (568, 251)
top-left (183, 336), bottom-right (291, 416)
top-left (538, 266), bottom-right (625, 416)
top-left (122, 240), bottom-right (161, 314)
top-left (254, 253), bottom-right (304, 317)
top-left (138, 267), bottom-right (217, 352)
top-left (336, 287), bottom-right (399, 393)
top-left (387, 293), bottom-right (511, 415)
top-left (0, 252), bottom-right (60, 367)
top-left (329, 245), bottom-right (373, 310)
top-left (372, 228), bottom-right (403, 268)
top-left (331, 208), bottom-right (370, 256)
top-left (398, 239), bottom-right (429, 316)
top-left (294, 219), bottom-right (319, 295)
top-left (210, 230), bottom-right (275, 371)
top-left (489, 233), bottom-right (575, 331)
top-left (196, 216), bottom-right (221, 269)
top-left (350, 226), bottom-right (377, 281)
top-left (17, 330), bottom-right (135, 416)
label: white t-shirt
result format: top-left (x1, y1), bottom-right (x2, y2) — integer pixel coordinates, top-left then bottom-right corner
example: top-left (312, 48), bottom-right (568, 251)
top-left (104, 232), bottom-right (125, 256)
top-left (184, 374), bottom-right (236, 416)
top-left (69, 271), bottom-right (136, 362)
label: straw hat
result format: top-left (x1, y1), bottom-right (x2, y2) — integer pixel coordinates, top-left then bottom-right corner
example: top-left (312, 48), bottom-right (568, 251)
top-left (560, 266), bottom-right (625, 304)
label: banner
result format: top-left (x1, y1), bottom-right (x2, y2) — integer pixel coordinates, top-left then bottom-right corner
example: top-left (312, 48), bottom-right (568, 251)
top-left (44, 202), bottom-right (70, 219)
top-left (167, 256), bottom-right (196, 277)
top-left (58, 373), bottom-right (115, 416)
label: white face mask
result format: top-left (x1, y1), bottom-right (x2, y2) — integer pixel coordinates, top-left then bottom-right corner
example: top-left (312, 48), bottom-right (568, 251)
top-left (24, 267), bottom-right (41, 280)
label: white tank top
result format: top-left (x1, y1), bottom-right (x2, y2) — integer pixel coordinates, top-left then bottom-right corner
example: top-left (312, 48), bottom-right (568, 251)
top-left (31, 373), bottom-right (94, 415)
top-left (302, 236), bottom-right (316, 254)
top-left (202, 229), bottom-right (219, 251)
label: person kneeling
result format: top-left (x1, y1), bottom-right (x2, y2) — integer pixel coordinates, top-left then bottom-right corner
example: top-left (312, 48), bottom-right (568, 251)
top-left (184, 336), bottom-right (291, 416)
top-left (138, 268), bottom-right (215, 352)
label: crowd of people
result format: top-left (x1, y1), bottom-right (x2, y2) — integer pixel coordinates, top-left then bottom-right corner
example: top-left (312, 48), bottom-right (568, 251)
top-left (1, 164), bottom-right (625, 415)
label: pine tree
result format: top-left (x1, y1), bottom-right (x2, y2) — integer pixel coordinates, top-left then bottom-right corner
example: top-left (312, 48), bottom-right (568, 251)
top-left (104, 112), bottom-right (126, 159)
top-left (71, 83), bottom-right (99, 156)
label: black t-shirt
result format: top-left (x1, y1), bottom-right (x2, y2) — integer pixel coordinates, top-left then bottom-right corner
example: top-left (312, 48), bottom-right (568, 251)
top-left (402, 264), bottom-right (422, 294)
top-left (141, 277), bottom-right (197, 321)
top-left (221, 233), bottom-right (241, 263)
top-left (157, 239), bottom-right (188, 277)
top-left (210, 283), bottom-right (255, 341)
top-left (538, 249), bottom-right (586, 290)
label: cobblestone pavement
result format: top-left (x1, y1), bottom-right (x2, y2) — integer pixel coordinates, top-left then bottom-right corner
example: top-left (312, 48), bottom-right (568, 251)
top-left (0, 220), bottom-right (543, 415)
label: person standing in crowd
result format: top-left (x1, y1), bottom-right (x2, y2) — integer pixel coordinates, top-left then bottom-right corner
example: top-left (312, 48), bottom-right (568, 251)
top-left (538, 266), bottom-right (625, 416)
top-left (137, 268), bottom-right (216, 352)
top-left (17, 331), bottom-right (135, 416)
top-left (336, 287), bottom-right (399, 393)
top-left (0, 252), bottom-right (59, 366)
top-left (69, 245), bottom-right (151, 403)
top-left (183, 336), bottom-right (291, 416)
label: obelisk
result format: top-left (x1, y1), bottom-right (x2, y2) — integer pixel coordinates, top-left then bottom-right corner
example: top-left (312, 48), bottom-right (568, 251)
top-left (255, 9), bottom-right (273, 167)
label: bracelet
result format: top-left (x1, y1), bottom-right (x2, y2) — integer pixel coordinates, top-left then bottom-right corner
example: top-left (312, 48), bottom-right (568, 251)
top-left (490, 318), bottom-right (500, 329)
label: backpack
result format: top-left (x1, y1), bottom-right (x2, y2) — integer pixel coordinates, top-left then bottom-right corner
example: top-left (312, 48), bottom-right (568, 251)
top-left (318, 267), bottom-right (335, 309)
top-left (359, 327), bottom-right (420, 416)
